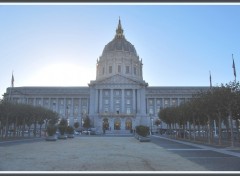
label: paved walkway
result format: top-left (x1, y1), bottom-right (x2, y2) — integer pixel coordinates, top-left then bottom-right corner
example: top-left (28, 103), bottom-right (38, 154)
top-left (0, 136), bottom-right (208, 171)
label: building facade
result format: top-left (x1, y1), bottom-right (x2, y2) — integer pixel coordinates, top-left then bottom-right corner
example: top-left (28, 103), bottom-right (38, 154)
top-left (5, 19), bottom-right (208, 134)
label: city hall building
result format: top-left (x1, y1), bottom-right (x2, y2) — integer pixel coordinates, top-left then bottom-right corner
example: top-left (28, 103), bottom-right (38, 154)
top-left (5, 19), bottom-right (208, 134)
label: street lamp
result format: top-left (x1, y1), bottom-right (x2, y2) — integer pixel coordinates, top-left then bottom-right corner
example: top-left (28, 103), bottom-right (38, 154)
top-left (150, 113), bottom-right (153, 135)
top-left (66, 106), bottom-right (69, 125)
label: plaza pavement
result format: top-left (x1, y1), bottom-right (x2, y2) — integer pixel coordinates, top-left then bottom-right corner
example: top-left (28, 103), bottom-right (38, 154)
top-left (0, 136), bottom-right (208, 171)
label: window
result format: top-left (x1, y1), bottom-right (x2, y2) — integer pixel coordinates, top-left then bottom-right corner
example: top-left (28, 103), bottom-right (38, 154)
top-left (104, 107), bottom-right (109, 113)
top-left (60, 109), bottom-right (64, 115)
top-left (127, 107), bottom-right (131, 114)
top-left (116, 99), bottom-right (120, 104)
top-left (105, 99), bottom-right (109, 104)
top-left (172, 99), bottom-right (177, 106)
top-left (149, 99), bottom-right (153, 105)
top-left (149, 108), bottom-right (153, 115)
top-left (116, 107), bottom-right (120, 114)
top-left (164, 99), bottom-right (169, 107)
top-left (126, 90), bottom-right (130, 96)
top-left (52, 99), bottom-right (56, 106)
top-left (126, 99), bottom-right (130, 104)
top-left (104, 90), bottom-right (109, 96)
top-left (109, 66), bottom-right (112, 74)
top-left (126, 66), bottom-right (130, 74)
top-left (118, 65), bottom-right (121, 73)
top-left (134, 67), bottom-right (137, 75)
top-left (102, 67), bottom-right (105, 75)
top-left (74, 106), bottom-right (78, 115)
top-left (115, 90), bottom-right (120, 96)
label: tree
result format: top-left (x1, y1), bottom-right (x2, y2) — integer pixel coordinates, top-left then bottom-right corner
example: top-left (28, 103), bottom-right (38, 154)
top-left (58, 118), bottom-right (68, 136)
top-left (74, 122), bottom-right (80, 129)
top-left (83, 115), bottom-right (91, 129)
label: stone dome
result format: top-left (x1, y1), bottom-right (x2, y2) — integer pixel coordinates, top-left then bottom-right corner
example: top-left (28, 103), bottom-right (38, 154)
top-left (101, 19), bottom-right (138, 57)
top-left (96, 18), bottom-right (143, 82)
top-left (102, 37), bottom-right (137, 56)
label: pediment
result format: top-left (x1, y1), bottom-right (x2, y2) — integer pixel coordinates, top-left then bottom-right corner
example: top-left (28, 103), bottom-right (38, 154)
top-left (97, 74), bottom-right (142, 85)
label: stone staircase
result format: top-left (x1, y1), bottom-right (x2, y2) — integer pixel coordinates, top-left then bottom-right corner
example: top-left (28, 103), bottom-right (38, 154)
top-left (105, 130), bottom-right (132, 136)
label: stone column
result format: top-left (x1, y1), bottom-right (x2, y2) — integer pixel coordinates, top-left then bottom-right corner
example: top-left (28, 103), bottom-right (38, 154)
top-left (133, 89), bottom-right (136, 114)
top-left (99, 89), bottom-right (103, 112)
top-left (56, 98), bottom-right (59, 114)
top-left (64, 98), bottom-right (66, 118)
top-left (95, 89), bottom-right (98, 113)
top-left (34, 98), bottom-right (36, 106)
top-left (136, 89), bottom-right (141, 114)
top-left (121, 89), bottom-right (125, 114)
top-left (79, 98), bottom-right (82, 126)
top-left (146, 98), bottom-right (148, 115)
top-left (154, 98), bottom-right (157, 116)
top-left (110, 89), bottom-right (113, 113)
top-left (48, 98), bottom-right (50, 109)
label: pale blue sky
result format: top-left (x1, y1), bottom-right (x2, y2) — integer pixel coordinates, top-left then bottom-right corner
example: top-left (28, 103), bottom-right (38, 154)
top-left (1, 4), bottom-right (240, 98)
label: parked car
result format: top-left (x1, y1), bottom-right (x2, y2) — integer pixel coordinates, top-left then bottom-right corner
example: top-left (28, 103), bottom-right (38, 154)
top-left (74, 131), bottom-right (80, 135)
top-left (82, 128), bottom-right (96, 135)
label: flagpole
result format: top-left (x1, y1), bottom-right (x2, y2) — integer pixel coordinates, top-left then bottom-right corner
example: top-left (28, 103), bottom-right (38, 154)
top-left (9, 71), bottom-right (14, 102)
top-left (209, 70), bottom-right (212, 90)
top-left (232, 54), bottom-right (236, 83)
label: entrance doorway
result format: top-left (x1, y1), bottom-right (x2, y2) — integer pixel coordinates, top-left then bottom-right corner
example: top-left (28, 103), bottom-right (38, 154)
top-left (114, 118), bottom-right (121, 130)
top-left (125, 118), bottom-right (132, 130)
top-left (102, 118), bottom-right (109, 130)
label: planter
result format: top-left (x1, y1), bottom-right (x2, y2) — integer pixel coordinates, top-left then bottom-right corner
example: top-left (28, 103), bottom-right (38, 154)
top-left (67, 134), bottom-right (74, 138)
top-left (139, 135), bottom-right (151, 142)
top-left (58, 135), bottom-right (67, 139)
top-left (45, 135), bottom-right (57, 141)
top-left (134, 134), bottom-right (140, 140)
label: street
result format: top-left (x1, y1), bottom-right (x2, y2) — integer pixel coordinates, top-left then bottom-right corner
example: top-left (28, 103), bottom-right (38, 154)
top-left (151, 135), bottom-right (240, 171)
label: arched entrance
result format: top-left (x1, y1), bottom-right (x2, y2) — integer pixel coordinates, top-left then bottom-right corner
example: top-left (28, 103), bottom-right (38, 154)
top-left (102, 118), bottom-right (109, 130)
top-left (114, 118), bottom-right (121, 130)
top-left (125, 118), bottom-right (132, 130)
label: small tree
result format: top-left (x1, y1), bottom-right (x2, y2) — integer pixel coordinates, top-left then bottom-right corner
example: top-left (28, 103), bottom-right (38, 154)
top-left (66, 126), bottom-right (74, 134)
top-left (136, 125), bottom-right (150, 137)
top-left (46, 124), bottom-right (57, 136)
top-left (74, 122), bottom-right (80, 129)
top-left (58, 118), bottom-right (68, 135)
top-left (155, 119), bottom-right (161, 126)
top-left (83, 116), bottom-right (91, 129)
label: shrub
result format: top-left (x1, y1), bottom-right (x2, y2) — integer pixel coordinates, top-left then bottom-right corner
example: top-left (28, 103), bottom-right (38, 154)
top-left (58, 118), bottom-right (68, 135)
top-left (66, 126), bottom-right (74, 134)
top-left (136, 125), bottom-right (150, 137)
top-left (47, 125), bottom-right (57, 136)
top-left (74, 122), bottom-right (80, 129)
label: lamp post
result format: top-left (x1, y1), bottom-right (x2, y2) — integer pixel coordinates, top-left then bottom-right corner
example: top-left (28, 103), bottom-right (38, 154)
top-left (66, 106), bottom-right (69, 126)
top-left (150, 113), bottom-right (153, 135)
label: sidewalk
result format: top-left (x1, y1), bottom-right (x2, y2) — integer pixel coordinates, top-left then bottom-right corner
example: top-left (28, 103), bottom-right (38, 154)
top-left (153, 134), bottom-right (240, 158)
top-left (0, 136), bottom-right (208, 171)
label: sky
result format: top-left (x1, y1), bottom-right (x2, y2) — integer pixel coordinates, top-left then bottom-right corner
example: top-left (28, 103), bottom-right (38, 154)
top-left (1, 3), bottom-right (240, 98)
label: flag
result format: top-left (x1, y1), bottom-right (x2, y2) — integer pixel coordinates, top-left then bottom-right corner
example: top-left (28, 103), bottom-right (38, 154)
top-left (209, 71), bottom-right (212, 89)
top-left (232, 54), bottom-right (236, 80)
top-left (11, 72), bottom-right (14, 87)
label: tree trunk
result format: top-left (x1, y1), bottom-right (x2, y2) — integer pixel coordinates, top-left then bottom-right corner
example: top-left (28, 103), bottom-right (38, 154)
top-left (188, 121), bottom-right (191, 141)
top-left (218, 114), bottom-right (222, 146)
top-left (39, 125), bottom-right (42, 137)
top-left (235, 119), bottom-right (239, 143)
top-left (228, 110), bottom-right (234, 147)
top-left (207, 116), bottom-right (211, 144)
top-left (193, 115), bottom-right (196, 142)
top-left (33, 122), bottom-right (37, 137)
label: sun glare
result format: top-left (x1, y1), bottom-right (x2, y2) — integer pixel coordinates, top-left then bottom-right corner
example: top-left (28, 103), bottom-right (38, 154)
top-left (23, 63), bottom-right (95, 87)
